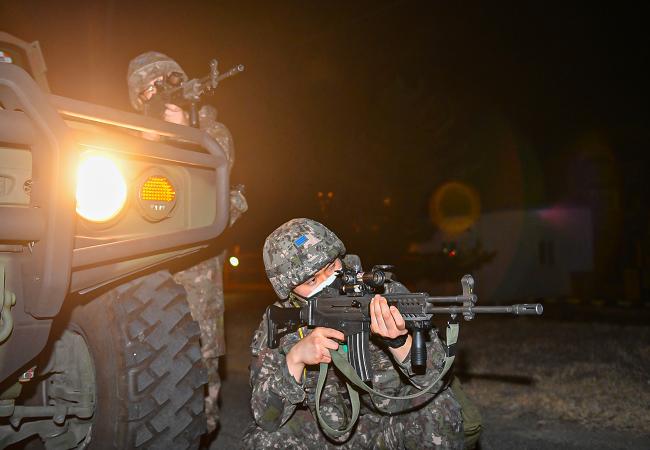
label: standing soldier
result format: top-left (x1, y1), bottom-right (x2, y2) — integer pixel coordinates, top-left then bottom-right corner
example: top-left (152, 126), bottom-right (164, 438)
top-left (127, 51), bottom-right (247, 434)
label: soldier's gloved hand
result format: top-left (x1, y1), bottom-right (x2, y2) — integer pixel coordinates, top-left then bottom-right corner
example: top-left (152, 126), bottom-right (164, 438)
top-left (286, 327), bottom-right (344, 382)
top-left (163, 103), bottom-right (189, 126)
top-left (229, 185), bottom-right (248, 227)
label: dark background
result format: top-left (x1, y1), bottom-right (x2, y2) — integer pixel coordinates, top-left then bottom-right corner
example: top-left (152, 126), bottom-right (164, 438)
top-left (1, 1), bottom-right (648, 292)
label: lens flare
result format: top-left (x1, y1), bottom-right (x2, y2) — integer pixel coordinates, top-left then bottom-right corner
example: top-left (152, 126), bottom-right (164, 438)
top-left (229, 256), bottom-right (240, 267)
top-left (76, 154), bottom-right (127, 222)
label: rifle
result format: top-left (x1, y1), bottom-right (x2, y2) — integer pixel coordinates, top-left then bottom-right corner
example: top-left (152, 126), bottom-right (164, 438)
top-left (143, 59), bottom-right (244, 127)
top-left (266, 268), bottom-right (543, 382)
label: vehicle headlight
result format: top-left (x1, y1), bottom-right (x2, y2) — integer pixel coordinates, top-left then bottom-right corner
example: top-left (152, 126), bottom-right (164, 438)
top-left (76, 153), bottom-right (127, 222)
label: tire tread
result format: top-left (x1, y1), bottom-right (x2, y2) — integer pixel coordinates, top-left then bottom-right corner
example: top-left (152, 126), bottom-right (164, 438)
top-left (111, 271), bottom-right (207, 449)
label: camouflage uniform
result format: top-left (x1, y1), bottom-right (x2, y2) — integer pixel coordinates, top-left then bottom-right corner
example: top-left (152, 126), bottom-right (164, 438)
top-left (243, 219), bottom-right (464, 449)
top-left (127, 51), bottom-right (247, 433)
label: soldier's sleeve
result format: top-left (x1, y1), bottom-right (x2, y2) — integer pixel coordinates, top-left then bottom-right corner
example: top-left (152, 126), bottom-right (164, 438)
top-left (249, 315), bottom-right (306, 432)
top-left (366, 332), bottom-right (448, 414)
top-left (199, 107), bottom-right (235, 170)
top-left (393, 330), bottom-right (448, 388)
top-left (199, 106), bottom-right (247, 226)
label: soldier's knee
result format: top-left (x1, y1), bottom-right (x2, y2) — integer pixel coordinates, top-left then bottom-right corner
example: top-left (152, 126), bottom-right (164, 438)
top-left (398, 396), bottom-right (464, 449)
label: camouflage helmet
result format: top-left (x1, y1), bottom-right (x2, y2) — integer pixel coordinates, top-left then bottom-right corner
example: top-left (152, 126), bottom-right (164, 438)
top-left (263, 218), bottom-right (346, 298)
top-left (127, 51), bottom-right (187, 111)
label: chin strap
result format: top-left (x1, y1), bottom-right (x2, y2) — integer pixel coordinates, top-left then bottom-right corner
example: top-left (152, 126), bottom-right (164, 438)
top-left (315, 322), bottom-right (459, 439)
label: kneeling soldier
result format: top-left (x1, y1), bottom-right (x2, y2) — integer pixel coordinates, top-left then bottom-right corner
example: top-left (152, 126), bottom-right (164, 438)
top-left (243, 218), bottom-right (467, 449)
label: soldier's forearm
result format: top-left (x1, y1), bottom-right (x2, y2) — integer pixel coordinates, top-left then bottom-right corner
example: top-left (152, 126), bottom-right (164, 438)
top-left (388, 335), bottom-right (412, 363)
top-left (285, 350), bottom-right (305, 383)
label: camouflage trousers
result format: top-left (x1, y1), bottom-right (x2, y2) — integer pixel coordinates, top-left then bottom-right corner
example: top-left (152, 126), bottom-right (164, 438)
top-left (242, 389), bottom-right (464, 449)
top-left (174, 253), bottom-right (226, 433)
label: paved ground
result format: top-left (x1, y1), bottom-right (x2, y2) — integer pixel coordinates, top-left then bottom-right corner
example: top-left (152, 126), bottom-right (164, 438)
top-left (208, 292), bottom-right (257, 449)
top-left (208, 292), bottom-right (650, 449)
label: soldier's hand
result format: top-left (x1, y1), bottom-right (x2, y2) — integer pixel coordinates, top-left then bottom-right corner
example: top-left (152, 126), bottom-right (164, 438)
top-left (163, 103), bottom-right (189, 126)
top-left (370, 295), bottom-right (408, 339)
top-left (286, 327), bottom-right (344, 382)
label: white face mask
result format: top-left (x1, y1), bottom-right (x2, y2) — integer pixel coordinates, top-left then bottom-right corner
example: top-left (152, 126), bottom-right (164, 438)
top-left (306, 273), bottom-right (338, 298)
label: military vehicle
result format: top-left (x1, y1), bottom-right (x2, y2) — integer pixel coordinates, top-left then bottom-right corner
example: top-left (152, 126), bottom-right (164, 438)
top-left (0, 32), bottom-right (231, 448)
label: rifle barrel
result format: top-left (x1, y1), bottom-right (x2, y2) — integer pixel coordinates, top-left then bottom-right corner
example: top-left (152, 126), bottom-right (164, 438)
top-left (427, 303), bottom-right (543, 315)
top-left (218, 64), bottom-right (245, 81)
top-left (166, 64), bottom-right (245, 97)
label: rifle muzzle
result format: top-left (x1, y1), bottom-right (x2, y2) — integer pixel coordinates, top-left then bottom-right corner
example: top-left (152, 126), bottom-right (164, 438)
top-left (513, 303), bottom-right (544, 315)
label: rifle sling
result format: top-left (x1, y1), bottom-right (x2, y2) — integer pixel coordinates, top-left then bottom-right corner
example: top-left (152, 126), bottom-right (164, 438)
top-left (315, 322), bottom-right (459, 439)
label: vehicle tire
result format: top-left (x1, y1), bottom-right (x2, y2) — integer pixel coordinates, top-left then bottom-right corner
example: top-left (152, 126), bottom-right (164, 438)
top-left (55, 270), bottom-right (207, 449)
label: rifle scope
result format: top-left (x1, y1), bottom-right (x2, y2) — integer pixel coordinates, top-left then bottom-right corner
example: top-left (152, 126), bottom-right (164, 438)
top-left (340, 268), bottom-right (387, 294)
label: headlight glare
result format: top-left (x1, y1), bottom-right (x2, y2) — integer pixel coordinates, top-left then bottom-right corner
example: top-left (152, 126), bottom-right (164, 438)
top-left (76, 154), bottom-right (127, 222)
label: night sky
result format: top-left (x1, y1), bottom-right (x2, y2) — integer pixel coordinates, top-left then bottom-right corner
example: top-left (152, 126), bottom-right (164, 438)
top-left (1, 1), bottom-right (647, 269)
